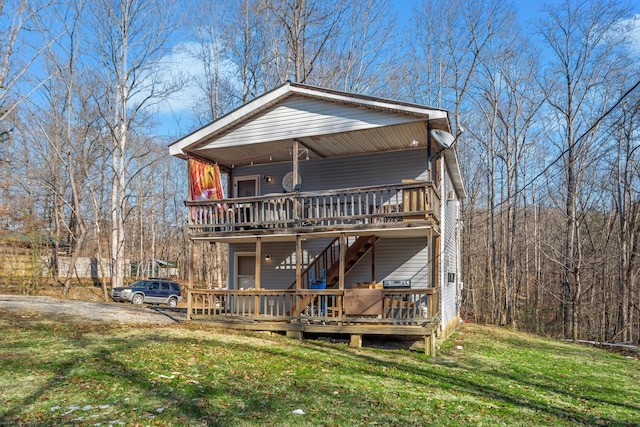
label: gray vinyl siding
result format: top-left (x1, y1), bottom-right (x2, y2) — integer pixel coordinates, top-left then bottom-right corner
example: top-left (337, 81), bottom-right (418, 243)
top-left (229, 239), bottom-right (334, 289)
top-left (205, 96), bottom-right (422, 149)
top-left (343, 237), bottom-right (430, 288)
top-left (232, 148), bottom-right (429, 196)
top-left (440, 163), bottom-right (461, 329)
top-left (228, 148), bottom-right (435, 290)
top-left (229, 237), bottom-right (430, 290)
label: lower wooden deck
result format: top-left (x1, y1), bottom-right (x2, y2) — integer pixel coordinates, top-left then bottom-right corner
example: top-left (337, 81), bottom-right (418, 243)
top-left (189, 317), bottom-right (439, 355)
top-left (187, 288), bottom-right (441, 355)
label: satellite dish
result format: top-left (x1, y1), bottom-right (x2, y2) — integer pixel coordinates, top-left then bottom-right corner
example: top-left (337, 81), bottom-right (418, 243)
top-left (282, 171), bottom-right (301, 192)
top-left (430, 129), bottom-right (455, 149)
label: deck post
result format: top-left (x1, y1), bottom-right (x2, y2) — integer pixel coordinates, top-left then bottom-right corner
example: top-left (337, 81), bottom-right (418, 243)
top-left (287, 330), bottom-right (303, 340)
top-left (255, 237), bottom-right (262, 315)
top-left (350, 334), bottom-right (363, 348)
top-left (424, 333), bottom-right (436, 357)
top-left (293, 139), bottom-right (299, 189)
top-left (296, 235), bottom-right (302, 289)
top-left (255, 237), bottom-right (262, 289)
top-left (428, 229), bottom-right (433, 288)
top-left (339, 233), bottom-right (346, 289)
top-left (187, 240), bottom-right (194, 321)
top-left (338, 233), bottom-right (347, 324)
top-left (371, 236), bottom-right (376, 283)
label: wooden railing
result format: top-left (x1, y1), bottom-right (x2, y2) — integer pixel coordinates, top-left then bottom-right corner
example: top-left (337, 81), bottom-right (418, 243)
top-left (185, 181), bottom-right (440, 234)
top-left (190, 289), bottom-right (297, 321)
top-left (189, 288), bottom-right (439, 325)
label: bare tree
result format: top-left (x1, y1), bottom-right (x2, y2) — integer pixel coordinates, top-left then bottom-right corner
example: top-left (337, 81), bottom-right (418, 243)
top-left (0, 0), bottom-right (59, 122)
top-left (187, 0), bottom-right (235, 123)
top-left (264, 0), bottom-right (347, 84)
top-left (537, 0), bottom-right (631, 341)
top-left (609, 98), bottom-right (640, 343)
top-left (42, 1), bottom-right (90, 295)
top-left (407, 0), bottom-right (511, 125)
top-left (474, 32), bottom-right (545, 327)
top-left (0, 0), bottom-right (58, 230)
top-left (321, 0), bottom-right (397, 95)
top-left (88, 0), bottom-right (181, 289)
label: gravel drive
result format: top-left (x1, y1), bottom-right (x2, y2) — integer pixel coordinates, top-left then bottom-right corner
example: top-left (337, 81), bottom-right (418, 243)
top-left (0, 295), bottom-right (187, 324)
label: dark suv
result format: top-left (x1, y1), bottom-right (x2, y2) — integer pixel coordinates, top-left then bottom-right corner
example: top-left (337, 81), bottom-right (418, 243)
top-left (111, 279), bottom-right (182, 307)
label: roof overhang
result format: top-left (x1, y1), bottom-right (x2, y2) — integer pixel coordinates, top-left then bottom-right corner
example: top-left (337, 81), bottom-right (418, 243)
top-left (168, 82), bottom-right (465, 198)
top-left (169, 82), bottom-right (450, 162)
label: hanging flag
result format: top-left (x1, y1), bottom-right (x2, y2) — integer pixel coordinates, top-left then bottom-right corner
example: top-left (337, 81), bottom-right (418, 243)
top-left (188, 158), bottom-right (224, 200)
top-left (188, 158), bottom-right (227, 223)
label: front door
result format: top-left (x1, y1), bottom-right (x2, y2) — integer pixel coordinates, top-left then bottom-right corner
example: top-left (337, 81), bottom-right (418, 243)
top-left (234, 175), bottom-right (260, 226)
top-left (233, 175), bottom-right (259, 198)
top-left (236, 253), bottom-right (256, 289)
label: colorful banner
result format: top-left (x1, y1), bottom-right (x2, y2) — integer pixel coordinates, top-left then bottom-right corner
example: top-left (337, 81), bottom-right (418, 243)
top-left (188, 158), bottom-right (225, 201)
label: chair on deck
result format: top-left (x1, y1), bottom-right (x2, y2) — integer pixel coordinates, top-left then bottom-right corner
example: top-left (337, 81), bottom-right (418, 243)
top-left (309, 268), bottom-right (327, 316)
top-left (309, 268), bottom-right (326, 290)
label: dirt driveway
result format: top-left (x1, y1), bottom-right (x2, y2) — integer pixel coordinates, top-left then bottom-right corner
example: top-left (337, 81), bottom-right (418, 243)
top-left (0, 295), bottom-right (187, 324)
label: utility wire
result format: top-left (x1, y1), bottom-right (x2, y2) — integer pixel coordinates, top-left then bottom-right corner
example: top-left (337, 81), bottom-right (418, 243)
top-left (487, 78), bottom-right (640, 210)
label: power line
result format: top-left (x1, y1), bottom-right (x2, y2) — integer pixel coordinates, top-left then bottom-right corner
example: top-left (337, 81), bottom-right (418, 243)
top-left (487, 78), bottom-right (640, 210)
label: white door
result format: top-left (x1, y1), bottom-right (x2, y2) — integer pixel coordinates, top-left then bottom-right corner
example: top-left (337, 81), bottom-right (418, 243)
top-left (233, 175), bottom-right (260, 198)
top-left (236, 253), bottom-right (256, 289)
top-left (233, 175), bottom-right (260, 226)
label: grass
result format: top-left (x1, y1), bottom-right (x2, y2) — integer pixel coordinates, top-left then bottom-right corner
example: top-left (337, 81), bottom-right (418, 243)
top-left (0, 315), bottom-right (638, 426)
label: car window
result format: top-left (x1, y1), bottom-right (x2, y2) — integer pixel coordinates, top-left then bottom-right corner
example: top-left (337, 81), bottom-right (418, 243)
top-left (150, 283), bottom-right (160, 290)
top-left (131, 281), bottom-right (147, 288)
top-left (160, 283), bottom-right (170, 291)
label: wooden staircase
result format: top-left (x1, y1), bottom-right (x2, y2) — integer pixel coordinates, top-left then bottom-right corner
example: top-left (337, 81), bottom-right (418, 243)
top-left (289, 235), bottom-right (379, 315)
top-left (326, 235), bottom-right (378, 287)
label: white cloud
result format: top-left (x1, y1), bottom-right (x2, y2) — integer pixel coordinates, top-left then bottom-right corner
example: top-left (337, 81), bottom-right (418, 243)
top-left (629, 14), bottom-right (640, 55)
top-left (150, 41), bottom-right (243, 138)
top-left (156, 41), bottom-right (206, 115)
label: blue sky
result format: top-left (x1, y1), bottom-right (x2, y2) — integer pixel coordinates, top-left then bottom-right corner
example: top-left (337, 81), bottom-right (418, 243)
top-left (391, 0), bottom-right (640, 29)
top-left (390, 0), bottom-right (557, 25)
top-left (155, 0), bottom-right (640, 141)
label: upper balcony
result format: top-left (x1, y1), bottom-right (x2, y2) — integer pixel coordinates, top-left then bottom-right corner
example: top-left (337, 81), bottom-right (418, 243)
top-left (185, 181), bottom-right (441, 241)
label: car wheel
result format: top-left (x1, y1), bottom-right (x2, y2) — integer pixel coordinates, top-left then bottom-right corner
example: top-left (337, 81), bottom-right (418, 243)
top-left (167, 297), bottom-right (178, 308)
top-left (132, 294), bottom-right (144, 305)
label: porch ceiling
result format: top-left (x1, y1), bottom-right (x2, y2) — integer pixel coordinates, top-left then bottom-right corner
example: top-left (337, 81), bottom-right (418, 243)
top-left (188, 120), bottom-right (448, 168)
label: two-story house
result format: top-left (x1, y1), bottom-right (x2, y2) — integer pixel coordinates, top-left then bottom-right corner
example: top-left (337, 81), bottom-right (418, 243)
top-left (169, 82), bottom-right (465, 354)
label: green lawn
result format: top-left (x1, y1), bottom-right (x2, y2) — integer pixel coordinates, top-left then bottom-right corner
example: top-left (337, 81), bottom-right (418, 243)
top-left (1, 315), bottom-right (638, 426)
